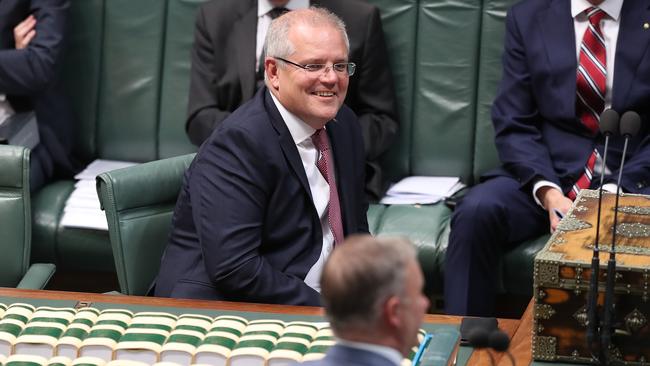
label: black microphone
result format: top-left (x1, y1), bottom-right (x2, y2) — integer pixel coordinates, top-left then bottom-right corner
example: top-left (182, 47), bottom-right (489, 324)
top-left (601, 111), bottom-right (641, 362)
top-left (488, 329), bottom-right (516, 366)
top-left (586, 109), bottom-right (619, 358)
top-left (467, 328), bottom-right (495, 366)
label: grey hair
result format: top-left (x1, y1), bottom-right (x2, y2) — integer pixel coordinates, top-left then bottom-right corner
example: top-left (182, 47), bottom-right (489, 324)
top-left (320, 235), bottom-right (418, 334)
top-left (264, 7), bottom-right (350, 67)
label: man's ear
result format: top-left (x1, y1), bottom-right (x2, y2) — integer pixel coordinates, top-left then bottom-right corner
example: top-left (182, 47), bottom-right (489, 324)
top-left (266, 58), bottom-right (280, 90)
top-left (383, 296), bottom-right (402, 329)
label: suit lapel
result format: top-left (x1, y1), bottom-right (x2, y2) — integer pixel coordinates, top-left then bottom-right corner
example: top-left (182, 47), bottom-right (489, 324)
top-left (234, 6), bottom-right (258, 101)
top-left (612, 0), bottom-right (650, 110)
top-left (264, 91), bottom-right (315, 202)
top-left (538, 0), bottom-right (577, 116)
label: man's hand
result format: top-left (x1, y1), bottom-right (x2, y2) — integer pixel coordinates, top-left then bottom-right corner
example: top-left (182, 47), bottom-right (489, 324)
top-left (14, 15), bottom-right (36, 49)
top-left (537, 186), bottom-right (573, 232)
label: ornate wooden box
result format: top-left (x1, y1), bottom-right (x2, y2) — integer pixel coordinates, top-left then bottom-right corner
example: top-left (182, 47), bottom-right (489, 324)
top-left (533, 190), bottom-right (650, 364)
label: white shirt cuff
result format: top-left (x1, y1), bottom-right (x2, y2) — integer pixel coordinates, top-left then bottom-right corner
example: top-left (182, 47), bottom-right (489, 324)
top-left (601, 183), bottom-right (619, 194)
top-left (532, 180), bottom-right (563, 209)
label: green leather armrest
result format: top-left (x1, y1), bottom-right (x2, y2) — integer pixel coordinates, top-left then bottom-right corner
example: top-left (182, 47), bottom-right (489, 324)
top-left (16, 263), bottom-right (57, 290)
top-left (96, 153), bottom-right (195, 295)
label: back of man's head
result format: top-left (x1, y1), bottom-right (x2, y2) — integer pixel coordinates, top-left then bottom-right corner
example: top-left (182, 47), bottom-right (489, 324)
top-left (320, 235), bottom-right (428, 355)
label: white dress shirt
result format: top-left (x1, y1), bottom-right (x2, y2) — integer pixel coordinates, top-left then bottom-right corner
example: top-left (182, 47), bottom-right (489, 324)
top-left (533, 0), bottom-right (623, 208)
top-left (269, 92), bottom-right (335, 292)
top-left (256, 0), bottom-right (309, 70)
top-left (0, 94), bottom-right (15, 125)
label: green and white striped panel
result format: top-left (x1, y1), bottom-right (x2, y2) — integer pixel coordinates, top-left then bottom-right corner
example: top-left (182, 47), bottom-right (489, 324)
top-left (160, 314), bottom-right (211, 365)
top-left (70, 356), bottom-right (106, 366)
top-left (15, 307), bottom-right (77, 358)
top-left (193, 314), bottom-right (247, 363)
top-left (47, 355), bottom-right (72, 366)
top-left (0, 303), bottom-right (36, 357)
top-left (78, 315), bottom-right (129, 362)
top-left (56, 308), bottom-right (100, 360)
top-left (4, 354), bottom-right (48, 366)
top-left (302, 325), bottom-right (334, 364)
top-left (113, 312), bottom-right (176, 364)
top-left (0, 303), bottom-right (7, 318)
top-left (267, 321), bottom-right (320, 364)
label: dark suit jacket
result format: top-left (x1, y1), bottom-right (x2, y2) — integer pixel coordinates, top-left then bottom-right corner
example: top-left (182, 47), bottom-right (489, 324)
top-left (185, 0), bottom-right (398, 200)
top-left (488, 0), bottom-right (650, 195)
top-left (0, 0), bottom-right (77, 187)
top-left (155, 88), bottom-right (369, 306)
top-left (301, 344), bottom-right (397, 366)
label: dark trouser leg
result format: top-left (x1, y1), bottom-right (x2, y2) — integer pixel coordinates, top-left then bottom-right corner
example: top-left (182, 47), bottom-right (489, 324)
top-left (29, 144), bottom-right (54, 193)
top-left (444, 176), bottom-right (548, 316)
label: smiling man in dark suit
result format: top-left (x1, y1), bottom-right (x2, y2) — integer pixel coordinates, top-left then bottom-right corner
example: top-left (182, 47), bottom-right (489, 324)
top-left (155, 8), bottom-right (369, 305)
top-left (185, 0), bottom-right (397, 201)
top-left (445, 0), bottom-right (650, 316)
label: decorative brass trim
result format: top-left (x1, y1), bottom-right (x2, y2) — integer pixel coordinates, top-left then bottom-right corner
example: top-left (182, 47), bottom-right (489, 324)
top-left (616, 223), bottom-right (650, 239)
top-left (537, 262), bottom-right (560, 285)
top-left (624, 308), bottom-right (647, 333)
top-left (532, 336), bottom-right (557, 361)
top-left (617, 205), bottom-right (650, 215)
top-left (535, 304), bottom-right (556, 320)
top-left (557, 217), bottom-right (592, 232)
top-left (573, 306), bottom-right (588, 327)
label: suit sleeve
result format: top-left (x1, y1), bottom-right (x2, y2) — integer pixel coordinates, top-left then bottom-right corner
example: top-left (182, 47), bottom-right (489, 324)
top-left (189, 126), bottom-right (320, 306)
top-left (490, 8), bottom-right (559, 189)
top-left (185, 6), bottom-right (232, 146)
top-left (353, 7), bottom-right (399, 161)
top-left (0, 0), bottom-right (69, 94)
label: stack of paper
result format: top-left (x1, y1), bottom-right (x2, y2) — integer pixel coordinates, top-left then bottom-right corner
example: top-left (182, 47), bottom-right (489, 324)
top-left (60, 160), bottom-right (138, 230)
top-left (380, 176), bottom-right (465, 205)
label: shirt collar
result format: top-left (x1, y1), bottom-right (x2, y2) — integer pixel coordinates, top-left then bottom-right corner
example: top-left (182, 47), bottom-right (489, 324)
top-left (336, 338), bottom-right (403, 366)
top-left (571, 0), bottom-right (623, 21)
top-left (269, 91), bottom-right (316, 145)
top-left (258, 0), bottom-right (309, 17)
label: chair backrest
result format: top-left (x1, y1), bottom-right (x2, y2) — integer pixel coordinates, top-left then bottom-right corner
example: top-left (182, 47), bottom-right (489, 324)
top-left (96, 153), bottom-right (195, 295)
top-left (0, 145), bottom-right (31, 286)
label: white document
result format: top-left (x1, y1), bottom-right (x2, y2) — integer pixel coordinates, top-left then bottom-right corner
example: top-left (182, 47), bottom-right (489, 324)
top-left (61, 159), bottom-right (139, 230)
top-left (380, 176), bottom-right (465, 205)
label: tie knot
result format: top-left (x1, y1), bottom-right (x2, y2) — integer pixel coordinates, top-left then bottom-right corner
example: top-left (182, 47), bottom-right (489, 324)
top-left (311, 128), bottom-right (329, 152)
top-left (586, 7), bottom-right (606, 26)
top-left (268, 7), bottom-right (289, 19)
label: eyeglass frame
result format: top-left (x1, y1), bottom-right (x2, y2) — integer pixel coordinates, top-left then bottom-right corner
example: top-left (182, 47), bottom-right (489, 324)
top-left (273, 57), bottom-right (356, 77)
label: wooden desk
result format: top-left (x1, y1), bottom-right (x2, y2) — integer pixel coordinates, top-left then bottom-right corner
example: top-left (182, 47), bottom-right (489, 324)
top-left (0, 288), bottom-right (521, 365)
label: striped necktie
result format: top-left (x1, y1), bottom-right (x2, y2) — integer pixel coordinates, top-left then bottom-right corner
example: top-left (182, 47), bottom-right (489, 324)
top-left (312, 128), bottom-right (344, 245)
top-left (568, 7), bottom-right (607, 200)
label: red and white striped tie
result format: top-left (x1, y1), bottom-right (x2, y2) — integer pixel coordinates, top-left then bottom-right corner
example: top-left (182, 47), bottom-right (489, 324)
top-left (569, 7), bottom-right (607, 200)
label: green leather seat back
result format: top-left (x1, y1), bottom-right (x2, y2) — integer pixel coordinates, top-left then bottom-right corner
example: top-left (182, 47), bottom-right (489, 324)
top-left (367, 0), bottom-right (418, 181)
top-left (472, 0), bottom-right (518, 181)
top-left (0, 146), bottom-right (31, 286)
top-left (97, 154), bottom-right (195, 295)
top-left (158, 0), bottom-right (203, 159)
top-left (410, 0), bottom-right (481, 183)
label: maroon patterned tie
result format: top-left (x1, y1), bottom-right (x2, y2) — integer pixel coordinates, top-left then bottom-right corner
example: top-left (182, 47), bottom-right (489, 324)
top-left (312, 128), bottom-right (344, 245)
top-left (569, 7), bottom-right (607, 200)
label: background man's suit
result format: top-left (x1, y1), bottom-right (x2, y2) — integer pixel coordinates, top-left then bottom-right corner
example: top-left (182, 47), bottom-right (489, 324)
top-left (155, 88), bottom-right (369, 306)
top-left (445, 0), bottom-right (650, 316)
top-left (186, 0), bottom-right (398, 200)
top-left (302, 345), bottom-right (397, 366)
top-left (0, 0), bottom-right (77, 191)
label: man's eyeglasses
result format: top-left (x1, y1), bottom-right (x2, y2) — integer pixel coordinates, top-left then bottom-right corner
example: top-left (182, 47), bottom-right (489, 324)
top-left (274, 57), bottom-right (356, 76)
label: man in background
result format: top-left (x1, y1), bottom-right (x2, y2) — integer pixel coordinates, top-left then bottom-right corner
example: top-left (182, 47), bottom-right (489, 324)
top-left (303, 235), bottom-right (429, 366)
top-left (155, 8), bottom-right (368, 305)
top-left (445, 0), bottom-right (650, 316)
top-left (0, 0), bottom-right (78, 191)
top-left (186, 0), bottom-right (398, 200)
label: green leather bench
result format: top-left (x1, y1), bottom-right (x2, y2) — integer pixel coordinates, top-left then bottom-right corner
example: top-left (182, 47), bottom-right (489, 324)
top-left (29, 0), bottom-right (548, 307)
